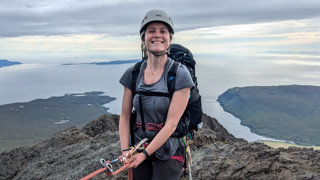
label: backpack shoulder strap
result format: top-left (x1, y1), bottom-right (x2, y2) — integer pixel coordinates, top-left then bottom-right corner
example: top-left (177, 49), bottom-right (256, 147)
top-left (130, 60), bottom-right (144, 95)
top-left (167, 61), bottom-right (181, 96)
top-left (129, 60), bottom-right (143, 142)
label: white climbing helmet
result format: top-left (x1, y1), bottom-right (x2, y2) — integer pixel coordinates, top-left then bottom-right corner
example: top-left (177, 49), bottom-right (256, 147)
top-left (140, 9), bottom-right (174, 34)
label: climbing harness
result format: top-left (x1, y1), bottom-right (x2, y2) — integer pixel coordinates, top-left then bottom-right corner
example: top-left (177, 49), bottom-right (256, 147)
top-left (80, 138), bottom-right (148, 180)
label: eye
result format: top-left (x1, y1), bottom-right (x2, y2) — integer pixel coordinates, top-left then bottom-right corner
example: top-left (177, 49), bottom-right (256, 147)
top-left (148, 30), bottom-right (155, 33)
top-left (161, 29), bottom-right (168, 34)
top-left (147, 27), bottom-right (155, 33)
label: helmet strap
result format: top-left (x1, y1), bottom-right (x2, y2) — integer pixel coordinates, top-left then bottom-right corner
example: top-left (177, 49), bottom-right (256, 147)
top-left (150, 50), bottom-right (168, 57)
top-left (141, 43), bottom-right (145, 60)
top-left (149, 46), bottom-right (170, 57)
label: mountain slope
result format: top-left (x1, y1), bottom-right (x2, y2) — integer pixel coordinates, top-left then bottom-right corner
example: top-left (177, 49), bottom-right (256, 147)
top-left (1, 114), bottom-right (319, 180)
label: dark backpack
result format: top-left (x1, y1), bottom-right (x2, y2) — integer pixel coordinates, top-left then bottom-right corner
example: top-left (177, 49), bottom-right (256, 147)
top-left (169, 44), bottom-right (203, 132)
top-left (130, 43), bottom-right (203, 139)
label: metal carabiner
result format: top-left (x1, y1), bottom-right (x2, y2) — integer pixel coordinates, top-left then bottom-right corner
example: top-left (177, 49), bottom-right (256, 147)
top-left (100, 158), bottom-right (113, 173)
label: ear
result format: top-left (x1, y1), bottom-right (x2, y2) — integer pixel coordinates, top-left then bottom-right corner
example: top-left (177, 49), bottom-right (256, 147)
top-left (169, 33), bottom-right (173, 41)
top-left (140, 31), bottom-right (146, 43)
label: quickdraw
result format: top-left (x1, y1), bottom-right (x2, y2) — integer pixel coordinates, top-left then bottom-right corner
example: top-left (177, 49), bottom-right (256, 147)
top-left (181, 137), bottom-right (193, 180)
top-left (80, 138), bottom-right (148, 180)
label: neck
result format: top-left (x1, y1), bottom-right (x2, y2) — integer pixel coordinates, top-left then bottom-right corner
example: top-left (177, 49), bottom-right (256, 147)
top-left (146, 53), bottom-right (167, 71)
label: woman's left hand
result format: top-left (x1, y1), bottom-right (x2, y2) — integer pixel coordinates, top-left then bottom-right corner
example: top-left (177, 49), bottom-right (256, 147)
top-left (125, 152), bottom-right (146, 168)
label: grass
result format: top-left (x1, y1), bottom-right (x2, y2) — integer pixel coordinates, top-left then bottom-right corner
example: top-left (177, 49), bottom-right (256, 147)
top-left (0, 91), bottom-right (115, 152)
top-left (218, 85), bottom-right (320, 146)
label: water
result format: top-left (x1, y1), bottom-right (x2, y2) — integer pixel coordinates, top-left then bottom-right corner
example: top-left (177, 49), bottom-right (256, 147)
top-left (0, 63), bottom-right (127, 105)
top-left (196, 58), bottom-right (320, 142)
top-left (1, 58), bottom-right (320, 142)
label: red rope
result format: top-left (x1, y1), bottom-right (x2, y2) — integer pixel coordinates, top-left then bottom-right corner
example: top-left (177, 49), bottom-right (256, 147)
top-left (80, 167), bottom-right (107, 180)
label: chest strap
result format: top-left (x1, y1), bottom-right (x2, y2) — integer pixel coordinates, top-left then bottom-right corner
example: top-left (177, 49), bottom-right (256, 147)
top-left (136, 91), bottom-right (171, 132)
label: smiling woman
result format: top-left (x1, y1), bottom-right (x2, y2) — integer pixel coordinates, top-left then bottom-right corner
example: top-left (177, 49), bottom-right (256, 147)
top-left (143, 22), bottom-right (171, 57)
top-left (118, 9), bottom-right (194, 180)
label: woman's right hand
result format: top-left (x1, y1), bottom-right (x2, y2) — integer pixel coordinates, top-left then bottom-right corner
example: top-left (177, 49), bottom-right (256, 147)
top-left (125, 152), bottom-right (146, 168)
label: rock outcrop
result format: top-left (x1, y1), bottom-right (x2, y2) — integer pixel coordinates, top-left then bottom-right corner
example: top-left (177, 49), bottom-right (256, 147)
top-left (1, 114), bottom-right (320, 180)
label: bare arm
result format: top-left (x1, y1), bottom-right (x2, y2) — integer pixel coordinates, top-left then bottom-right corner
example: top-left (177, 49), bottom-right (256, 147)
top-left (119, 86), bottom-right (133, 151)
top-left (127, 87), bottom-right (190, 168)
top-left (145, 87), bottom-right (190, 154)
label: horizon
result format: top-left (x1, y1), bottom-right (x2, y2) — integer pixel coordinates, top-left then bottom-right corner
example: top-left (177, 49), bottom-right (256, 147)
top-left (0, 0), bottom-right (319, 68)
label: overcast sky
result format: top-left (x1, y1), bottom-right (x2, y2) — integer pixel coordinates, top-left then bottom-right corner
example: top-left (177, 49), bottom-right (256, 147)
top-left (1, 0), bottom-right (320, 37)
top-left (0, 0), bottom-right (320, 63)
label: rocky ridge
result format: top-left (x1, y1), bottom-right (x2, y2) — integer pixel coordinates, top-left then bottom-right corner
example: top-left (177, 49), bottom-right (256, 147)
top-left (1, 114), bottom-right (320, 180)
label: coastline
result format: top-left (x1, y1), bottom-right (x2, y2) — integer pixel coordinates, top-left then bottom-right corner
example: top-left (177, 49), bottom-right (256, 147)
top-left (263, 140), bottom-right (320, 150)
top-left (218, 101), bottom-right (320, 149)
top-left (0, 91), bottom-right (116, 152)
top-left (206, 98), bottom-right (282, 142)
top-left (216, 85), bottom-right (320, 146)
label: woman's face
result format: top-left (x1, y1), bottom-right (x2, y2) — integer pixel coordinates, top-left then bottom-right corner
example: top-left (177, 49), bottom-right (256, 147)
top-left (143, 22), bottom-right (171, 54)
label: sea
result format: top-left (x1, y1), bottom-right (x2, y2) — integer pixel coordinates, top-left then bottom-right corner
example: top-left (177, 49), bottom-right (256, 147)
top-left (1, 57), bottom-right (320, 142)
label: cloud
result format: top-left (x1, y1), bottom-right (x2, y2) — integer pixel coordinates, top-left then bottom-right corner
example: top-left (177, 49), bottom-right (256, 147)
top-left (274, 60), bottom-right (320, 66)
top-left (1, 16), bottom-right (319, 63)
top-left (1, 0), bottom-right (320, 37)
top-left (173, 17), bottom-right (320, 67)
top-left (0, 34), bottom-right (141, 63)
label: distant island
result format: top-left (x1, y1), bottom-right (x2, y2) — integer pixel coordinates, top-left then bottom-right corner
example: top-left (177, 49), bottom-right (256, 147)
top-left (62, 59), bottom-right (140, 66)
top-left (0, 91), bottom-right (115, 152)
top-left (218, 85), bottom-right (320, 146)
top-left (0, 59), bottom-right (22, 68)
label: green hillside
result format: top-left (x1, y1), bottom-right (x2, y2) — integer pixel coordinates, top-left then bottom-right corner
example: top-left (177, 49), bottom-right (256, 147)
top-left (0, 91), bottom-right (115, 152)
top-left (218, 85), bottom-right (320, 146)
